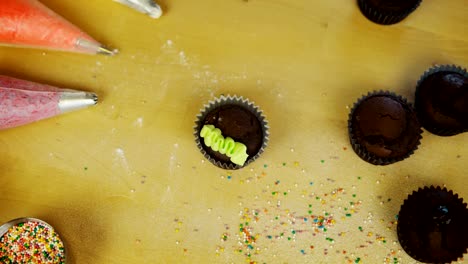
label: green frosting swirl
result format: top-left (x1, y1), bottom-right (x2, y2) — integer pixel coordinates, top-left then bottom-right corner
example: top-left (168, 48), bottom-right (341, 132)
top-left (200, 125), bottom-right (249, 166)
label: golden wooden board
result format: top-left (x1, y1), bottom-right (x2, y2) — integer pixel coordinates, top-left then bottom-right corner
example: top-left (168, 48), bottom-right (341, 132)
top-left (0, 0), bottom-right (467, 263)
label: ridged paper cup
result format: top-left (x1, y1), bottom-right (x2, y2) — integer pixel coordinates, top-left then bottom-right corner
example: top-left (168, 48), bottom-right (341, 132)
top-left (357, 0), bottom-right (422, 25)
top-left (348, 90), bottom-right (422, 165)
top-left (194, 95), bottom-right (269, 170)
top-left (397, 186), bottom-right (468, 263)
top-left (415, 64), bottom-right (468, 137)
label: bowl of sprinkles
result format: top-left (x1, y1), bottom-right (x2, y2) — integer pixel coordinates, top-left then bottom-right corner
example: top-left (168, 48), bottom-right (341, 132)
top-left (0, 218), bottom-right (66, 264)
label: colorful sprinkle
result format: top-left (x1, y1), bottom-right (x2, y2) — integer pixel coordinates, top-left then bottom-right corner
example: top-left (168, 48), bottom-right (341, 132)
top-left (0, 221), bottom-right (65, 264)
top-left (213, 165), bottom-right (366, 262)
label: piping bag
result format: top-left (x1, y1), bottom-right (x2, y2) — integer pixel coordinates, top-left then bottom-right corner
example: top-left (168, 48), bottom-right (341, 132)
top-left (0, 0), bottom-right (116, 55)
top-left (114, 0), bottom-right (163, 19)
top-left (0, 75), bottom-right (98, 130)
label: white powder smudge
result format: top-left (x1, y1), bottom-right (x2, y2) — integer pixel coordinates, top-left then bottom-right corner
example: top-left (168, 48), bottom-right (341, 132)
top-left (158, 39), bottom-right (255, 98)
top-left (134, 117), bottom-right (144, 128)
top-left (169, 143), bottom-right (178, 175)
top-left (158, 39), bottom-right (192, 67)
top-left (179, 51), bottom-right (188, 65)
top-left (160, 185), bottom-right (172, 204)
top-left (113, 148), bottom-right (130, 173)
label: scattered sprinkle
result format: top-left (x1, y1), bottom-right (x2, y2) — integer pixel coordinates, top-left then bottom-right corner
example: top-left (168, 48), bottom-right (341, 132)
top-left (212, 164), bottom-right (367, 262)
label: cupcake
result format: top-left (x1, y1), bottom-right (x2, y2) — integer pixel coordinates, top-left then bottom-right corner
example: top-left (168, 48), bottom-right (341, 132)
top-left (0, 218), bottom-right (67, 263)
top-left (194, 95), bottom-right (269, 170)
top-left (397, 186), bottom-right (468, 263)
top-left (357, 0), bottom-right (422, 25)
top-left (415, 65), bottom-right (468, 137)
top-left (348, 91), bottom-right (422, 165)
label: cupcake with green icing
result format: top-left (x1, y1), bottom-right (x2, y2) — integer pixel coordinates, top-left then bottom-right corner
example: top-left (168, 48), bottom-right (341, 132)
top-left (194, 95), bottom-right (269, 170)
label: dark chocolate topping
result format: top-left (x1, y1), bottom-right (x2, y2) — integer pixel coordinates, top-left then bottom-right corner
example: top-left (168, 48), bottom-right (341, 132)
top-left (357, 0), bottom-right (422, 25)
top-left (351, 95), bottom-right (420, 159)
top-left (366, 0), bottom-right (421, 12)
top-left (398, 187), bottom-right (468, 263)
top-left (201, 104), bottom-right (263, 165)
top-left (416, 71), bottom-right (468, 133)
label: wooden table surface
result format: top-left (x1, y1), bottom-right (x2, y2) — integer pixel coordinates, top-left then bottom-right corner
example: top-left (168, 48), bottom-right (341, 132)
top-left (0, 0), bottom-right (467, 263)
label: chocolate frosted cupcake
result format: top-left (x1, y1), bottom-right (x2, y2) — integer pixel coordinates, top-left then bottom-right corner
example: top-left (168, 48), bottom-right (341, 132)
top-left (415, 65), bottom-right (468, 137)
top-left (357, 0), bottom-right (422, 25)
top-left (348, 91), bottom-right (422, 165)
top-left (397, 186), bottom-right (468, 263)
top-left (194, 95), bottom-right (269, 170)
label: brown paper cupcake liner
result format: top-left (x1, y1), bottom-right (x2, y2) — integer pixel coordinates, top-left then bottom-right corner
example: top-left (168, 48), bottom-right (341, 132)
top-left (347, 90), bottom-right (423, 165)
top-left (357, 0), bottom-right (422, 25)
top-left (397, 186), bottom-right (468, 263)
top-left (194, 95), bottom-right (269, 170)
top-left (415, 64), bottom-right (468, 137)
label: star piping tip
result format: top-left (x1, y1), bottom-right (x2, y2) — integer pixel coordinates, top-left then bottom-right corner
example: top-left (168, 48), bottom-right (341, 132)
top-left (89, 93), bottom-right (99, 104)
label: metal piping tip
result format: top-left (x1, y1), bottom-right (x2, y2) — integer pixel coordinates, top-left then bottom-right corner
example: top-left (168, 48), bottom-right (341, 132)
top-left (59, 91), bottom-right (98, 113)
top-left (98, 45), bottom-right (119, 56)
top-left (76, 38), bottom-right (118, 56)
top-left (90, 93), bottom-right (99, 104)
top-left (115, 0), bottom-right (163, 19)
